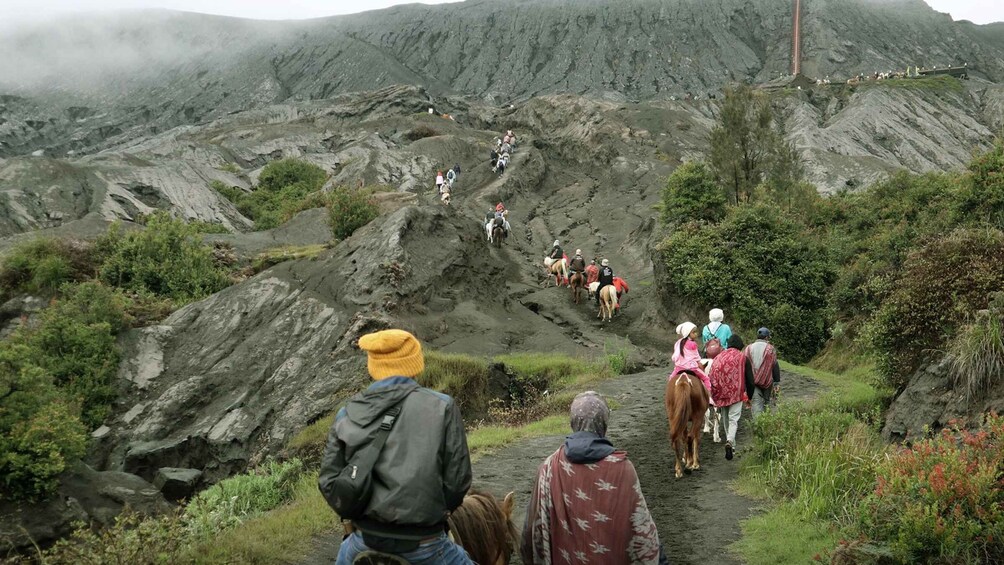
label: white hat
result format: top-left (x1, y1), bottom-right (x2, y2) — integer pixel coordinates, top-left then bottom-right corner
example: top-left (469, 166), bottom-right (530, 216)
top-left (575, 249), bottom-right (582, 255)
top-left (553, 240), bottom-right (560, 247)
top-left (709, 308), bottom-right (724, 323)
top-left (676, 322), bottom-right (697, 338)
top-left (601, 259), bottom-right (609, 266)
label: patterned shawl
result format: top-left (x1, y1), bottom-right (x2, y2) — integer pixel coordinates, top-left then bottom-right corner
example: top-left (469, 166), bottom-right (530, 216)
top-left (521, 448), bottom-right (661, 564)
top-left (708, 347), bottom-right (745, 406)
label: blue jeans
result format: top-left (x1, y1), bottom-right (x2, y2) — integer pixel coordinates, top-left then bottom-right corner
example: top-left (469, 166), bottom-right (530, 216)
top-left (335, 532), bottom-right (473, 565)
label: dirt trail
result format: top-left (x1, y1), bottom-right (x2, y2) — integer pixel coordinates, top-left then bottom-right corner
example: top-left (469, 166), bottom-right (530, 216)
top-left (301, 368), bottom-right (820, 564)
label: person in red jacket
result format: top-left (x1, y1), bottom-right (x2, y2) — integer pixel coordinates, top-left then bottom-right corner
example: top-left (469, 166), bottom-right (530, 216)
top-left (585, 259), bottom-right (600, 285)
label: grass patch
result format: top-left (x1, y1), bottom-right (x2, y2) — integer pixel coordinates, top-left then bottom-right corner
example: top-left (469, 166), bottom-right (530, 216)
top-left (858, 75), bottom-right (964, 94)
top-left (251, 244), bottom-right (329, 274)
top-left (186, 473), bottom-right (337, 565)
top-left (466, 414), bottom-right (568, 463)
top-left (732, 503), bottom-right (839, 564)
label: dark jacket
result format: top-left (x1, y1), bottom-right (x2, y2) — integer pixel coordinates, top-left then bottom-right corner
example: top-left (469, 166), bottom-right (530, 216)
top-left (319, 377), bottom-right (472, 540)
top-left (743, 356), bottom-right (756, 401)
top-left (549, 246), bottom-right (563, 260)
top-left (598, 266), bottom-right (614, 286)
top-left (568, 255), bottom-right (586, 273)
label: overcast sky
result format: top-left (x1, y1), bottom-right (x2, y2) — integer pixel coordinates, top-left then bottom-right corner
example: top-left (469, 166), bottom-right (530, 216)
top-left (0, 0), bottom-right (1001, 26)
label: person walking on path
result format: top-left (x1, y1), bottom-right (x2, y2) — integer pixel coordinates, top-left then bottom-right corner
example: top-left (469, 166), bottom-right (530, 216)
top-left (701, 308), bottom-right (733, 358)
top-left (521, 391), bottom-right (666, 565)
top-left (319, 329), bottom-right (474, 565)
top-left (745, 327), bottom-right (780, 419)
top-left (708, 334), bottom-right (754, 460)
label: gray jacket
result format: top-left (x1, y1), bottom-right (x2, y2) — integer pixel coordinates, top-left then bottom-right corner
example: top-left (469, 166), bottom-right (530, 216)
top-left (318, 377), bottom-right (472, 540)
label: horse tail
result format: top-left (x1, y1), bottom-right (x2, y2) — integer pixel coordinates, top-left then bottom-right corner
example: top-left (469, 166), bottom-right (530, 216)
top-left (672, 374), bottom-right (693, 438)
top-left (447, 489), bottom-right (514, 565)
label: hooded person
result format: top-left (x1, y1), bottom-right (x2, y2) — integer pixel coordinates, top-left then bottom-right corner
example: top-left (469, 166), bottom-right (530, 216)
top-left (701, 308), bottom-right (733, 358)
top-left (708, 334), bottom-right (755, 460)
top-left (544, 240), bottom-right (563, 268)
top-left (319, 330), bottom-right (474, 565)
top-left (585, 259), bottom-right (600, 285)
top-left (521, 392), bottom-right (666, 565)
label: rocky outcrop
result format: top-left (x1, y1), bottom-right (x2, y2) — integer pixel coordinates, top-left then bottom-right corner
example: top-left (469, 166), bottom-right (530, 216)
top-left (0, 463), bottom-right (170, 553)
top-left (91, 205), bottom-right (508, 482)
top-left (153, 468), bottom-right (203, 501)
top-left (884, 356), bottom-right (1004, 442)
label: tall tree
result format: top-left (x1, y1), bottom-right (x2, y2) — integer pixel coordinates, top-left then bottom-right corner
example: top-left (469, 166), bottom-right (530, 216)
top-left (709, 85), bottom-right (782, 204)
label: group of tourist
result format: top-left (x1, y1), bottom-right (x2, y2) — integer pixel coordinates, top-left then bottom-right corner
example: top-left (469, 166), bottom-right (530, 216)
top-left (669, 309), bottom-right (780, 460)
top-left (320, 329), bottom-right (669, 565)
top-left (490, 130), bottom-right (516, 176)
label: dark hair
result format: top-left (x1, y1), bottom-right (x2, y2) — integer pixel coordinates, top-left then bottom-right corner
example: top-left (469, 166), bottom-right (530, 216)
top-left (727, 334), bottom-right (745, 350)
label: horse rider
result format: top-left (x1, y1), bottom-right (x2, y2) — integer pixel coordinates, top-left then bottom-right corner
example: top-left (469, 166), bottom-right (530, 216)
top-left (669, 322), bottom-right (712, 395)
top-left (485, 209), bottom-right (497, 241)
top-left (487, 203), bottom-right (510, 242)
top-left (595, 259), bottom-right (613, 305)
top-left (446, 166), bottom-right (457, 189)
top-left (319, 330), bottom-right (473, 565)
top-left (585, 259), bottom-right (599, 285)
top-left (545, 240), bottom-right (563, 268)
top-left (568, 249), bottom-right (586, 277)
top-left (521, 391), bottom-right (667, 564)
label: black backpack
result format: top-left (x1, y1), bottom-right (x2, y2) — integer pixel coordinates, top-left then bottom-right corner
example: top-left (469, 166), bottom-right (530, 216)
top-left (320, 394), bottom-right (411, 520)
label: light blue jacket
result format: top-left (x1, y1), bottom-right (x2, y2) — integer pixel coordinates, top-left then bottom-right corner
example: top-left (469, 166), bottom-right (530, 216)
top-left (702, 322), bottom-right (732, 350)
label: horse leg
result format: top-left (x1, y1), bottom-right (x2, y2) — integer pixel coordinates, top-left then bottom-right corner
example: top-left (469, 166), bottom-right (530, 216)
top-left (712, 408), bottom-right (722, 443)
top-left (673, 435), bottom-right (685, 479)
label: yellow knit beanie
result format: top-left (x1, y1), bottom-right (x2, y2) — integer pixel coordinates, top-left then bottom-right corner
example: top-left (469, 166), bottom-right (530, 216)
top-left (358, 329), bottom-right (425, 380)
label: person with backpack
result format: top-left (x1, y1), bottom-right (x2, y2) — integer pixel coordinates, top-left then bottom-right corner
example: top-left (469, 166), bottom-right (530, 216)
top-left (446, 167), bottom-right (457, 189)
top-left (521, 391), bottom-right (667, 565)
top-left (702, 308), bottom-right (733, 358)
top-left (319, 330), bottom-right (473, 565)
top-left (708, 334), bottom-right (754, 460)
top-left (744, 327), bottom-right (780, 419)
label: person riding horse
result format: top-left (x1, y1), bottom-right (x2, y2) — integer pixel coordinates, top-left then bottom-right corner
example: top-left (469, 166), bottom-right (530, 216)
top-left (486, 203), bottom-right (511, 243)
top-left (585, 259), bottom-right (599, 285)
top-left (595, 259), bottom-right (613, 305)
top-left (568, 250), bottom-right (586, 276)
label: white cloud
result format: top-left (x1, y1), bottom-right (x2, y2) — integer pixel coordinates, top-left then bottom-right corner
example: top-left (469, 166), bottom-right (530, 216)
top-left (923, 1), bottom-right (1003, 25)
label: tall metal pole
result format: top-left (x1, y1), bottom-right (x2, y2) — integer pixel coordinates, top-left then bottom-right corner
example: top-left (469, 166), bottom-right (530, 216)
top-left (792, 0), bottom-right (802, 76)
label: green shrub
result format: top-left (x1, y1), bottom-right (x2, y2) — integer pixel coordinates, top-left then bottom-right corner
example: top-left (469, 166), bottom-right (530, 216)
top-left (660, 161), bottom-right (727, 225)
top-left (98, 212), bottom-right (230, 303)
top-left (0, 360), bottom-right (86, 502)
top-left (39, 511), bottom-right (188, 565)
top-left (212, 159), bottom-right (328, 230)
top-left (0, 238), bottom-right (96, 299)
top-left (958, 138), bottom-right (1004, 229)
top-left (948, 294), bottom-right (1004, 404)
top-left (854, 416), bottom-right (1004, 563)
top-left (327, 186), bottom-right (378, 240)
top-left (419, 352), bottom-right (491, 416)
top-left (743, 405), bottom-right (884, 521)
top-left (863, 228), bottom-right (1004, 390)
top-left (660, 204), bottom-right (836, 362)
top-left (185, 458), bottom-right (306, 538)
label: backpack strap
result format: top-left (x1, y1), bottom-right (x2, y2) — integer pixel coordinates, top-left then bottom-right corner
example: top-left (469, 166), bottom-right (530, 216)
top-left (347, 393), bottom-right (411, 481)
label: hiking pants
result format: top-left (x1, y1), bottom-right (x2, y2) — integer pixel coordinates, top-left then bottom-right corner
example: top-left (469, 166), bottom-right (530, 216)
top-left (336, 532), bottom-right (473, 565)
top-left (721, 401), bottom-right (742, 447)
top-left (751, 385), bottom-right (773, 419)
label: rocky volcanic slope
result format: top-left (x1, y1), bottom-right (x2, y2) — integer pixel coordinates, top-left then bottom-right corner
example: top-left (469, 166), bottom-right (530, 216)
top-left (2, 0), bottom-right (1004, 159)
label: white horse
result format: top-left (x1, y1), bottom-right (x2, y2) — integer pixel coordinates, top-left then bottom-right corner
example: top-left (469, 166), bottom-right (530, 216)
top-left (598, 285), bottom-right (618, 321)
top-left (440, 183), bottom-right (451, 206)
top-left (543, 257), bottom-right (568, 286)
top-left (700, 357), bottom-right (722, 443)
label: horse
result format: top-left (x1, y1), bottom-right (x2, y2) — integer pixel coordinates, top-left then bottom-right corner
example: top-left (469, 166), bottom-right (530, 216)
top-left (440, 184), bottom-right (451, 206)
top-left (348, 490), bottom-right (517, 565)
top-left (492, 224), bottom-right (506, 248)
top-left (598, 284), bottom-right (618, 322)
top-left (569, 271), bottom-right (585, 303)
top-left (587, 281), bottom-right (600, 300)
top-left (664, 372), bottom-right (710, 479)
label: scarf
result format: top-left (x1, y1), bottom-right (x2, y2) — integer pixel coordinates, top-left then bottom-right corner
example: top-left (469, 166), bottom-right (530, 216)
top-left (520, 448), bottom-right (661, 564)
top-left (745, 341), bottom-right (777, 388)
top-left (708, 348), bottom-right (745, 406)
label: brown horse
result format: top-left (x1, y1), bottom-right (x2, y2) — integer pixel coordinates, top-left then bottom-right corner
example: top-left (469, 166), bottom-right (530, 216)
top-left (493, 224), bottom-right (506, 248)
top-left (664, 372), bottom-right (710, 478)
top-left (569, 271), bottom-right (585, 303)
top-left (347, 490), bottom-right (517, 565)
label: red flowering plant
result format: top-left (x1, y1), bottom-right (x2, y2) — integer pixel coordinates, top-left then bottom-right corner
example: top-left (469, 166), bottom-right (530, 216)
top-left (855, 414), bottom-right (1004, 563)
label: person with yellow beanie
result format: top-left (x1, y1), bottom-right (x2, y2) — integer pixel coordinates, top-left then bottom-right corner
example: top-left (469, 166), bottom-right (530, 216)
top-left (319, 329), bottom-right (474, 565)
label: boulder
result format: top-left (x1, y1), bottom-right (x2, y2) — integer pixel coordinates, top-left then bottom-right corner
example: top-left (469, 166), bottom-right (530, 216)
top-left (0, 463), bottom-right (170, 554)
top-left (153, 467), bottom-right (203, 501)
